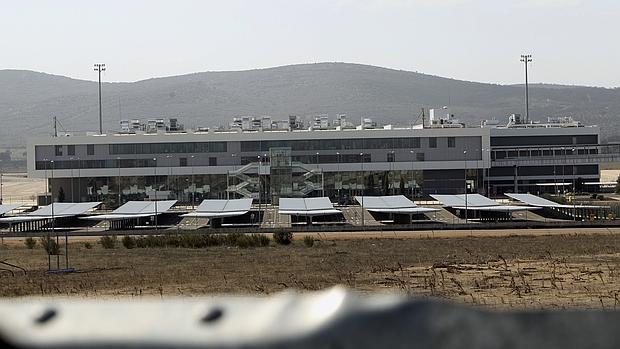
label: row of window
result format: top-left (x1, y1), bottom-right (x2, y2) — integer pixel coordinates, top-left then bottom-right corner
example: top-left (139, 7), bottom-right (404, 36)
top-left (54, 144), bottom-right (94, 156)
top-left (241, 137), bottom-right (459, 152)
top-left (492, 148), bottom-right (597, 160)
top-left (49, 137), bottom-right (462, 158)
top-left (35, 157), bottom-right (218, 170)
top-left (109, 142), bottom-right (227, 155)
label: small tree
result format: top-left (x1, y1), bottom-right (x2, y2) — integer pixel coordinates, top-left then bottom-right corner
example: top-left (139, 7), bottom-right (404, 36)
top-left (24, 237), bottom-right (36, 249)
top-left (273, 231), bottom-right (293, 245)
top-left (40, 236), bottom-right (60, 255)
top-left (303, 235), bottom-right (315, 247)
top-left (100, 235), bottom-right (117, 249)
top-left (121, 236), bottom-right (136, 249)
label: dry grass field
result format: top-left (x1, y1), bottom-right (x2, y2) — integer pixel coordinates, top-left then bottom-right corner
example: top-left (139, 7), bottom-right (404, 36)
top-left (1, 230), bottom-right (620, 310)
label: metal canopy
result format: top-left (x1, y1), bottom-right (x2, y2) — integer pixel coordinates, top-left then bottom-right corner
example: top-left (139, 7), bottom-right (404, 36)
top-left (279, 197), bottom-right (341, 216)
top-left (431, 194), bottom-right (499, 208)
top-left (0, 204), bottom-right (22, 216)
top-left (181, 198), bottom-right (253, 218)
top-left (354, 195), bottom-right (439, 214)
top-left (505, 193), bottom-right (606, 209)
top-left (431, 194), bottom-right (539, 212)
top-left (82, 200), bottom-right (177, 221)
top-left (0, 202), bottom-right (101, 223)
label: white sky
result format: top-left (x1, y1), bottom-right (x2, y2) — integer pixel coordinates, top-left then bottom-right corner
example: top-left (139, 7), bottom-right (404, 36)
top-left (2, 0), bottom-right (618, 87)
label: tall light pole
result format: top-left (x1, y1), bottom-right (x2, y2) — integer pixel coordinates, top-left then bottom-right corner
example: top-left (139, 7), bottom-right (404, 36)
top-left (94, 63), bottom-right (106, 134)
top-left (336, 152), bottom-right (341, 202)
top-left (190, 155), bottom-right (195, 208)
top-left (360, 152), bottom-right (365, 228)
top-left (51, 160), bottom-right (59, 270)
top-left (153, 157), bottom-right (158, 232)
top-left (0, 167), bottom-right (3, 205)
top-left (572, 147), bottom-right (576, 221)
top-left (257, 155), bottom-right (262, 226)
top-left (410, 150), bottom-right (415, 199)
top-left (520, 54), bottom-right (532, 124)
top-left (463, 150), bottom-right (468, 223)
top-left (117, 157), bottom-right (121, 207)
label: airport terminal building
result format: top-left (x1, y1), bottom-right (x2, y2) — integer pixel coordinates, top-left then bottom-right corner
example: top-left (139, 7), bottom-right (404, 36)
top-left (27, 114), bottom-right (603, 208)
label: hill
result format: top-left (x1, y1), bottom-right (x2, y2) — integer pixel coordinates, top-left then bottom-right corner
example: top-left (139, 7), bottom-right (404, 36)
top-left (1, 62), bottom-right (619, 146)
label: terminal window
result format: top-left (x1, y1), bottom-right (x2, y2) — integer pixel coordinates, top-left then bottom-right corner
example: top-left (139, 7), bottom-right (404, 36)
top-left (87, 144), bottom-right (94, 156)
top-left (429, 138), bottom-right (437, 148)
top-left (447, 137), bottom-right (455, 148)
top-left (55, 145), bottom-right (63, 156)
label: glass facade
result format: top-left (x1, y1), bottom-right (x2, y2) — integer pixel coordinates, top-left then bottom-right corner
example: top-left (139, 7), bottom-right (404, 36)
top-left (240, 137), bottom-right (449, 152)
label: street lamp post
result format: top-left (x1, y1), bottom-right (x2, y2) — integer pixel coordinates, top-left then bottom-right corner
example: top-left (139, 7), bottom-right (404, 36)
top-left (0, 167), bottom-right (3, 205)
top-left (410, 150), bottom-right (415, 199)
top-left (153, 157), bottom-right (158, 232)
top-left (93, 63), bottom-right (106, 135)
top-left (336, 152), bottom-right (341, 202)
top-left (360, 152), bottom-right (365, 228)
top-left (572, 147), bottom-right (576, 221)
top-left (50, 160), bottom-right (60, 270)
top-left (190, 155), bottom-right (195, 208)
top-left (257, 155), bottom-right (261, 226)
top-left (117, 157), bottom-right (121, 207)
top-left (463, 150), bottom-right (468, 223)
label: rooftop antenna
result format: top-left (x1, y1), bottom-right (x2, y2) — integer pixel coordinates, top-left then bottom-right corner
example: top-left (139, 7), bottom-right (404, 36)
top-left (94, 63), bottom-right (106, 134)
top-left (520, 54), bottom-right (532, 124)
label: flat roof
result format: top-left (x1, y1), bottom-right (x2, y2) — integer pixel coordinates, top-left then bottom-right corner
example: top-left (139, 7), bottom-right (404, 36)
top-left (0, 202), bottom-right (101, 223)
top-left (0, 204), bottom-right (22, 216)
top-left (82, 200), bottom-right (177, 221)
top-left (355, 195), bottom-right (439, 214)
top-left (181, 198), bottom-right (253, 218)
top-left (279, 197), bottom-right (341, 216)
top-left (505, 193), bottom-right (606, 209)
top-left (431, 194), bottom-right (539, 212)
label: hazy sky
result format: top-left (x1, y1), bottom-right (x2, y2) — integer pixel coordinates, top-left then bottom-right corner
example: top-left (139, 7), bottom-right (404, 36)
top-left (2, 0), bottom-right (618, 87)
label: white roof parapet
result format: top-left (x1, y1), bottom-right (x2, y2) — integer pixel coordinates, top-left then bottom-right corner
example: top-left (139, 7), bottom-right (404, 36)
top-left (82, 200), bottom-right (177, 221)
top-left (279, 197), bottom-right (341, 216)
top-left (0, 204), bottom-right (23, 216)
top-left (354, 195), bottom-right (439, 214)
top-left (0, 202), bottom-right (101, 223)
top-left (431, 194), bottom-right (540, 212)
top-left (181, 198), bottom-right (253, 218)
top-left (505, 193), bottom-right (607, 209)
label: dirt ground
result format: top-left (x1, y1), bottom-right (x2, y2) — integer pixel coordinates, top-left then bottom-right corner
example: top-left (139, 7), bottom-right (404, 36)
top-left (1, 229), bottom-right (620, 310)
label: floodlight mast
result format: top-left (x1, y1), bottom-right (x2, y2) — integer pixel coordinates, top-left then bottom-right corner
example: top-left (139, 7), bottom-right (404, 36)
top-left (94, 63), bottom-right (106, 134)
top-left (520, 54), bottom-right (532, 124)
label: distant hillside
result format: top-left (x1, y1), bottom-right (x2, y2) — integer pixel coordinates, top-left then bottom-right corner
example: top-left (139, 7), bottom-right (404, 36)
top-left (1, 62), bottom-right (619, 146)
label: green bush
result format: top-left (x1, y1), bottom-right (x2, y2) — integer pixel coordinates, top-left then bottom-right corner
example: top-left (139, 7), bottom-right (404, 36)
top-left (100, 235), bottom-right (117, 249)
top-left (39, 236), bottom-right (60, 255)
top-left (273, 231), bottom-right (293, 245)
top-left (127, 233), bottom-right (270, 249)
top-left (84, 242), bottom-right (93, 249)
top-left (121, 235), bottom-right (136, 249)
top-left (303, 235), bottom-right (315, 247)
top-left (257, 234), bottom-right (270, 247)
top-left (24, 237), bottom-right (36, 249)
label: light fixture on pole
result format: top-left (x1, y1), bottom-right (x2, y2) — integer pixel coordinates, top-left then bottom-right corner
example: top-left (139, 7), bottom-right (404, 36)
top-left (190, 155), bottom-right (195, 208)
top-left (153, 157), bottom-right (158, 231)
top-left (117, 157), bottom-right (121, 207)
top-left (93, 63), bottom-right (106, 134)
top-left (360, 152), bottom-right (365, 228)
top-left (410, 150), bottom-right (415, 199)
top-left (463, 150), bottom-right (468, 223)
top-left (520, 54), bottom-right (532, 124)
